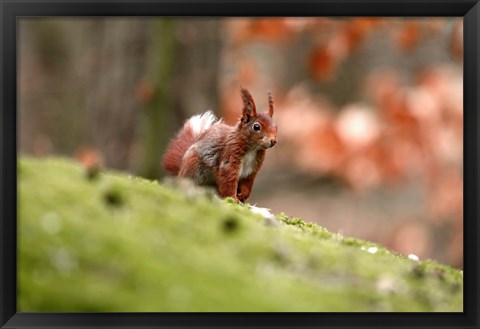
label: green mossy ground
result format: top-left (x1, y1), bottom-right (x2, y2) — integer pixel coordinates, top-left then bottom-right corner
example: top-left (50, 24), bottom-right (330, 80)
top-left (18, 157), bottom-right (463, 312)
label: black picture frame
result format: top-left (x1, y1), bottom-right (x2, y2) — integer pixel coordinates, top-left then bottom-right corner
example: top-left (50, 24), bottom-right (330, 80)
top-left (1, 0), bottom-right (478, 328)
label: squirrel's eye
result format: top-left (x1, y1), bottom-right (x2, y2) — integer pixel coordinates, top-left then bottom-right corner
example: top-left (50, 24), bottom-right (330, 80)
top-left (253, 123), bottom-right (261, 132)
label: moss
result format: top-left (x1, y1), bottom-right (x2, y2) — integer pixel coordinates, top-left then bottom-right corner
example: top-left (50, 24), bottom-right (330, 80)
top-left (18, 156), bottom-right (463, 312)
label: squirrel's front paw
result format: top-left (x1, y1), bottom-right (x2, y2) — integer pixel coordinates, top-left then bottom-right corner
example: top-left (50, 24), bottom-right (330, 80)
top-left (237, 193), bottom-right (247, 203)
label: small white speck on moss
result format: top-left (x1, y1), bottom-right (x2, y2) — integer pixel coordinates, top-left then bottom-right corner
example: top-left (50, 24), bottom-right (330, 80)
top-left (408, 254), bottom-right (420, 261)
top-left (249, 205), bottom-right (274, 219)
top-left (333, 233), bottom-right (344, 242)
top-left (367, 247), bottom-right (378, 254)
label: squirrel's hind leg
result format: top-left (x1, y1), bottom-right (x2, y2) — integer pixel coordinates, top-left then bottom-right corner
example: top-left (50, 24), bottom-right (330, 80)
top-left (178, 148), bottom-right (201, 181)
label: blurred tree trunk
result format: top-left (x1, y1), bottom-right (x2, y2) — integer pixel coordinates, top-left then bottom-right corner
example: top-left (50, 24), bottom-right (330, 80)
top-left (138, 19), bottom-right (176, 179)
top-left (138, 18), bottom-right (221, 179)
top-left (19, 19), bottom-right (89, 156)
top-left (86, 19), bottom-right (148, 170)
top-left (172, 19), bottom-right (221, 121)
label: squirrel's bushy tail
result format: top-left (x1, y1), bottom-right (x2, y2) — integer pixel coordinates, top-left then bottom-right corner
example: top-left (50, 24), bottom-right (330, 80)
top-left (162, 111), bottom-right (217, 175)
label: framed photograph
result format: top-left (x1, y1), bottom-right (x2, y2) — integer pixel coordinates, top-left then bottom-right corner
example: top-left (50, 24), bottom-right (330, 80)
top-left (1, 0), bottom-right (478, 328)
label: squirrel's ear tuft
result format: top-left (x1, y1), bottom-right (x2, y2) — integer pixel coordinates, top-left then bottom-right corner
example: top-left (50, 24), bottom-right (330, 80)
top-left (240, 87), bottom-right (257, 123)
top-left (268, 91), bottom-right (274, 117)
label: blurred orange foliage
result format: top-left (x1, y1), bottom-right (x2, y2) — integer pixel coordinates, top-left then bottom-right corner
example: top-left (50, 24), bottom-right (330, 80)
top-left (397, 21), bottom-right (420, 52)
top-left (221, 17), bottom-right (463, 266)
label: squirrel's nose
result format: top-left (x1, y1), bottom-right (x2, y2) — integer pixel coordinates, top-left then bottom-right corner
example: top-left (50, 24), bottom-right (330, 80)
top-left (270, 139), bottom-right (277, 147)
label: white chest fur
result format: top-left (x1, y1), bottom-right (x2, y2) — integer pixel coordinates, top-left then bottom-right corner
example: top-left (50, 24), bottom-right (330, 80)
top-left (239, 150), bottom-right (257, 179)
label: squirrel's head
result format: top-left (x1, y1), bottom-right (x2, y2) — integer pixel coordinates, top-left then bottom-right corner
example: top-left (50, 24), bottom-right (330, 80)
top-left (239, 88), bottom-right (278, 150)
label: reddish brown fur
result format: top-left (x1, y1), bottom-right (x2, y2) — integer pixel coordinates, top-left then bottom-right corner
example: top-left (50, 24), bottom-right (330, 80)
top-left (268, 91), bottom-right (274, 117)
top-left (162, 122), bottom-right (197, 175)
top-left (162, 88), bottom-right (277, 202)
top-left (178, 150), bottom-right (201, 178)
top-left (241, 87), bottom-right (257, 119)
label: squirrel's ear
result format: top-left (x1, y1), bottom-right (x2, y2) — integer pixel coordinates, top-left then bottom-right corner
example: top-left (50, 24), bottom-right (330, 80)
top-left (240, 87), bottom-right (257, 123)
top-left (268, 91), bottom-right (274, 117)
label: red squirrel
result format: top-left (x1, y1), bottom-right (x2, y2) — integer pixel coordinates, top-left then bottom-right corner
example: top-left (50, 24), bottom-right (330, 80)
top-left (162, 88), bottom-right (277, 202)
